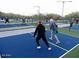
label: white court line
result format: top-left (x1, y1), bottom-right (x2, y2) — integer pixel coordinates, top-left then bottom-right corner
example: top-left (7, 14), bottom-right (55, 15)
top-left (0, 26), bottom-right (35, 32)
top-left (59, 44), bottom-right (79, 58)
top-left (48, 41), bottom-right (68, 52)
top-left (0, 28), bottom-right (35, 38)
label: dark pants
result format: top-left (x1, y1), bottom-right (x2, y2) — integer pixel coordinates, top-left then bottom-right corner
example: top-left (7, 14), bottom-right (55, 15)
top-left (69, 23), bottom-right (73, 31)
top-left (36, 35), bottom-right (49, 47)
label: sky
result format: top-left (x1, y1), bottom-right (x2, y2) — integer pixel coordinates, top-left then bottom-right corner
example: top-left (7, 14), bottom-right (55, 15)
top-left (0, 0), bottom-right (79, 16)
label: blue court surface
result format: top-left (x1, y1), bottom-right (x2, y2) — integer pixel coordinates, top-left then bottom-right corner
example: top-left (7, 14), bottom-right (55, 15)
top-left (0, 24), bottom-right (30, 28)
top-left (64, 24), bottom-right (79, 31)
top-left (0, 31), bottom-right (79, 58)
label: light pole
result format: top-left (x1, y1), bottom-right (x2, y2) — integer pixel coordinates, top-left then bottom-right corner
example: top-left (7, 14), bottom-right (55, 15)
top-left (57, 1), bottom-right (72, 17)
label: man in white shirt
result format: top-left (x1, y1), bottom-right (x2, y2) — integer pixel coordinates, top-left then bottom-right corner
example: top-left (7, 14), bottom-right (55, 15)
top-left (49, 18), bottom-right (60, 44)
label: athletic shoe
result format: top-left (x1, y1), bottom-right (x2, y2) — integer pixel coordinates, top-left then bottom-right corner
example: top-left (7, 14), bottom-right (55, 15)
top-left (56, 41), bottom-right (60, 44)
top-left (37, 46), bottom-right (41, 49)
top-left (48, 47), bottom-right (52, 51)
top-left (49, 37), bottom-right (52, 40)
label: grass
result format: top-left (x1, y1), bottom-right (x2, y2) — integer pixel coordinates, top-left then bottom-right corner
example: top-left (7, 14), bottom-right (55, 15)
top-left (30, 22), bottom-right (37, 26)
top-left (58, 28), bottom-right (79, 38)
top-left (63, 45), bottom-right (79, 58)
top-left (45, 25), bottom-right (79, 38)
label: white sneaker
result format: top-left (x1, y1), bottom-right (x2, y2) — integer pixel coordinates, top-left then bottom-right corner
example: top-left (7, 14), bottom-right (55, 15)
top-left (37, 46), bottom-right (41, 49)
top-left (48, 47), bottom-right (52, 51)
top-left (49, 37), bottom-right (52, 40)
top-left (56, 41), bottom-right (60, 44)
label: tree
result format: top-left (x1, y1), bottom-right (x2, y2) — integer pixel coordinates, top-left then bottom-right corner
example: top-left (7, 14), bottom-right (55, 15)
top-left (65, 12), bottom-right (79, 19)
top-left (45, 14), bottom-right (61, 20)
